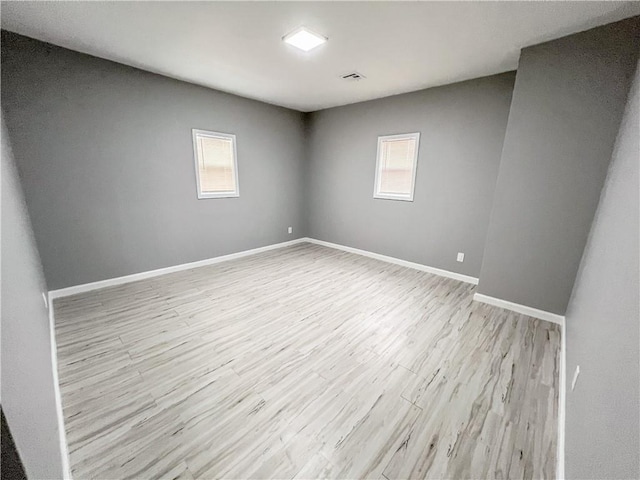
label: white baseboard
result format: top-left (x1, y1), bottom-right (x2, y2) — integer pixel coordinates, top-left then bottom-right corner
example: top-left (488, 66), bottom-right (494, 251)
top-left (47, 297), bottom-right (72, 479)
top-left (49, 236), bottom-right (479, 300)
top-left (49, 238), bottom-right (308, 299)
top-left (472, 293), bottom-right (565, 325)
top-left (305, 238), bottom-right (479, 285)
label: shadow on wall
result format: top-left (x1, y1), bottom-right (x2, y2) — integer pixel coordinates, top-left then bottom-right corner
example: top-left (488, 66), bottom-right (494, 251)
top-left (1, 409), bottom-right (28, 480)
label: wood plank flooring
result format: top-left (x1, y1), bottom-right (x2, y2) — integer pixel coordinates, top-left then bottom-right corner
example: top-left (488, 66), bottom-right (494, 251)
top-left (53, 243), bottom-right (560, 479)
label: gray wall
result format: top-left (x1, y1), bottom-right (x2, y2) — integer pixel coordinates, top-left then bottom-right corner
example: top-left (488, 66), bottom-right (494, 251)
top-left (1, 113), bottom-right (66, 478)
top-left (564, 59), bottom-right (639, 480)
top-left (1, 31), bottom-right (307, 290)
top-left (306, 73), bottom-right (515, 278)
top-left (478, 17), bottom-right (640, 314)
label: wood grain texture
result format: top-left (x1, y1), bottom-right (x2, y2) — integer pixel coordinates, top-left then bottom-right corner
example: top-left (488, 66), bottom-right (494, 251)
top-left (53, 243), bottom-right (560, 479)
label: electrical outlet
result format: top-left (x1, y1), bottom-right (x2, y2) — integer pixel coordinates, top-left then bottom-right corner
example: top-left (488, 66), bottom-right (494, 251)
top-left (456, 252), bottom-right (465, 262)
top-left (42, 292), bottom-right (49, 309)
top-left (571, 365), bottom-right (580, 391)
top-left (288, 226), bottom-right (293, 234)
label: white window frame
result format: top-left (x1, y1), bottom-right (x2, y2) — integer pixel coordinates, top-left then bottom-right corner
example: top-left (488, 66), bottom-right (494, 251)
top-left (373, 132), bottom-right (420, 202)
top-left (192, 129), bottom-right (240, 199)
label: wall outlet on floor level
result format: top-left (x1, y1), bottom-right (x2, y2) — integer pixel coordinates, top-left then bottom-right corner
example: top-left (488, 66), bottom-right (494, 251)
top-left (571, 365), bottom-right (580, 391)
top-left (288, 226), bottom-right (293, 234)
top-left (457, 252), bottom-right (465, 262)
top-left (42, 292), bottom-right (49, 309)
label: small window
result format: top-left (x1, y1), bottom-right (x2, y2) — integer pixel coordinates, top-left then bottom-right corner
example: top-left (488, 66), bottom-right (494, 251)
top-left (373, 133), bottom-right (420, 201)
top-left (192, 129), bottom-right (239, 199)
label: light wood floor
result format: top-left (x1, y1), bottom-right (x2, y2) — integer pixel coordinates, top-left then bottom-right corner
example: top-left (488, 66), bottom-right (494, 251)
top-left (53, 243), bottom-right (560, 479)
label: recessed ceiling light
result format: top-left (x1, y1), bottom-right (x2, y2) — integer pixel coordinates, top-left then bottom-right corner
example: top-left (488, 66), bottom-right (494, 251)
top-left (283, 27), bottom-right (327, 52)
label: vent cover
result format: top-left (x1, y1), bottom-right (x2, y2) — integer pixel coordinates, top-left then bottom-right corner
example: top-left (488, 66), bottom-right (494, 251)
top-left (340, 72), bottom-right (366, 81)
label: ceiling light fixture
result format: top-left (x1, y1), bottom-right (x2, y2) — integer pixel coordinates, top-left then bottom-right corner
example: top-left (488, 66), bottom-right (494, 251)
top-left (283, 27), bottom-right (327, 52)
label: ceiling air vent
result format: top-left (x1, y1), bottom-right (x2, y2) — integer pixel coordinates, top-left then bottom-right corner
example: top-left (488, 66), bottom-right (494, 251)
top-left (340, 72), bottom-right (366, 81)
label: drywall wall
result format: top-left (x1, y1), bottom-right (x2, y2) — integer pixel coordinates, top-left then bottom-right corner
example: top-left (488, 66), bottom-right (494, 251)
top-left (305, 72), bottom-right (515, 278)
top-left (564, 59), bottom-right (639, 480)
top-left (477, 17), bottom-right (640, 314)
top-left (1, 113), bottom-right (65, 478)
top-left (1, 31), bottom-right (307, 290)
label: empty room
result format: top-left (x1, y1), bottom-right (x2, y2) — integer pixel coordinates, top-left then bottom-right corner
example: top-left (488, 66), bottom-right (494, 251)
top-left (1, 2), bottom-right (639, 479)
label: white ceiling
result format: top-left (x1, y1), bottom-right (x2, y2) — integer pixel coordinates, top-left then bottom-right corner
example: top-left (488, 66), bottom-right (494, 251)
top-left (2, 1), bottom-right (639, 112)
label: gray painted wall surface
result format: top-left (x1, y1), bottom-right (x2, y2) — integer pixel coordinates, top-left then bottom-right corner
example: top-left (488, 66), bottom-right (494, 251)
top-left (306, 73), bottom-right (515, 278)
top-left (1, 113), bottom-right (65, 478)
top-left (564, 59), bottom-right (639, 480)
top-left (1, 32), bottom-right (306, 290)
top-left (478, 17), bottom-right (640, 314)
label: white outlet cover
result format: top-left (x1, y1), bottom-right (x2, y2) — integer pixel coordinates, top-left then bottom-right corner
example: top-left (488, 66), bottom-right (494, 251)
top-left (571, 365), bottom-right (580, 391)
top-left (288, 227), bottom-right (293, 234)
top-left (457, 252), bottom-right (465, 262)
